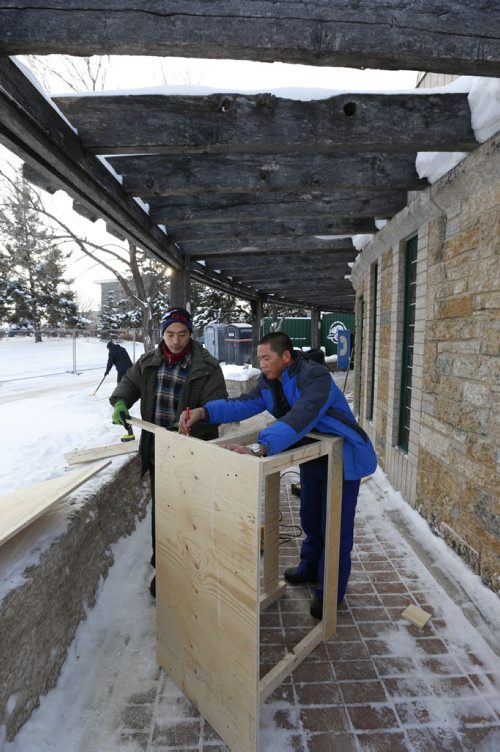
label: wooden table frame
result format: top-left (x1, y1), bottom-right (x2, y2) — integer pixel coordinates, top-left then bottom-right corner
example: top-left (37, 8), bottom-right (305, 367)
top-left (130, 418), bottom-right (343, 752)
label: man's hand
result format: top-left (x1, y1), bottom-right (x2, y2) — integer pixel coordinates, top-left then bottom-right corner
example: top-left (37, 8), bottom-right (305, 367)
top-left (219, 443), bottom-right (254, 455)
top-left (179, 406), bottom-right (206, 434)
top-left (112, 399), bottom-right (129, 426)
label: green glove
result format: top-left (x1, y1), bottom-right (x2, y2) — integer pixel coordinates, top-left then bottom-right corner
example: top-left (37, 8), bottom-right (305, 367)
top-left (112, 399), bottom-right (129, 426)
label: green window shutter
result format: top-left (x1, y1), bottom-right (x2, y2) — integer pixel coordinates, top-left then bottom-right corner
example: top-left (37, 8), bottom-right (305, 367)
top-left (398, 236), bottom-right (418, 452)
top-left (367, 262), bottom-right (378, 421)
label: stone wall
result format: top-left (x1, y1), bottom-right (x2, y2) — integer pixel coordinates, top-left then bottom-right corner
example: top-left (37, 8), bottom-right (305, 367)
top-left (0, 458), bottom-right (149, 741)
top-left (418, 180), bottom-right (500, 592)
top-left (351, 133), bottom-right (500, 594)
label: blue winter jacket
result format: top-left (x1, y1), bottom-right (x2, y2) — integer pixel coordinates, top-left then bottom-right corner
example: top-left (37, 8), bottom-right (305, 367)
top-left (204, 356), bottom-right (377, 480)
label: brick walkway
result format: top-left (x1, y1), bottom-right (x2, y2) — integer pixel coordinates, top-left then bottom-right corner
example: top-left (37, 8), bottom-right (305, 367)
top-left (119, 472), bottom-right (500, 751)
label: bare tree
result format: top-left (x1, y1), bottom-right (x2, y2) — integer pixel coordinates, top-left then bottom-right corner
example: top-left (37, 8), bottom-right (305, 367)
top-left (0, 167), bottom-right (170, 350)
top-left (23, 54), bottom-right (110, 93)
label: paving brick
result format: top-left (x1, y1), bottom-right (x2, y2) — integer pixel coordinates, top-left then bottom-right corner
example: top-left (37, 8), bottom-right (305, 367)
top-left (347, 704), bottom-right (400, 731)
top-left (292, 660), bottom-right (334, 683)
top-left (373, 656), bottom-right (418, 676)
top-left (152, 719), bottom-right (202, 746)
top-left (383, 677), bottom-right (434, 699)
top-left (299, 706), bottom-right (350, 732)
top-left (295, 682), bottom-right (343, 705)
top-left (356, 730), bottom-right (412, 751)
top-left (121, 705), bottom-right (154, 731)
top-left (406, 726), bottom-right (463, 751)
top-left (339, 680), bottom-right (388, 704)
top-left (307, 731), bottom-right (357, 751)
top-left (333, 659), bottom-right (378, 681)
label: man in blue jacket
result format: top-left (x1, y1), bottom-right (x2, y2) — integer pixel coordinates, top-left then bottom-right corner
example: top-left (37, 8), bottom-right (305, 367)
top-left (181, 332), bottom-right (377, 619)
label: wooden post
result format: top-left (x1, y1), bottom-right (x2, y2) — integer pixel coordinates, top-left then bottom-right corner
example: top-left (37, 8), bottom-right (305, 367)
top-left (170, 256), bottom-right (191, 310)
top-left (251, 295), bottom-right (264, 367)
top-left (311, 306), bottom-right (321, 349)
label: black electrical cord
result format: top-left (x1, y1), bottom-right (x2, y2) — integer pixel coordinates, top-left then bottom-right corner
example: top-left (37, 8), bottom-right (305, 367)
top-left (277, 469), bottom-right (303, 544)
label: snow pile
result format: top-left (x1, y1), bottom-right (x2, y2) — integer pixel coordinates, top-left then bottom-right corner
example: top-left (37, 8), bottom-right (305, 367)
top-left (417, 76), bottom-right (500, 183)
top-left (221, 363), bottom-right (260, 381)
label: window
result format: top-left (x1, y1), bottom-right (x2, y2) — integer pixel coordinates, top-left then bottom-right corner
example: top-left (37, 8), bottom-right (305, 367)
top-left (354, 295), bottom-right (364, 417)
top-left (367, 262), bottom-right (378, 420)
top-left (398, 236), bottom-right (418, 452)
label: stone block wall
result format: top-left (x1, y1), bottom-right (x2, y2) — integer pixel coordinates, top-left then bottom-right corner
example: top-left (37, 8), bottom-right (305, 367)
top-left (418, 181), bottom-right (500, 593)
top-left (0, 458), bottom-right (149, 741)
top-left (351, 133), bottom-right (499, 594)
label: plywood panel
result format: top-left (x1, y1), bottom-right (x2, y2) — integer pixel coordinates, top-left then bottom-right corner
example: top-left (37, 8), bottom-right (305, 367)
top-left (64, 441), bottom-right (139, 465)
top-left (0, 461), bottom-right (111, 546)
top-left (154, 431), bottom-right (261, 752)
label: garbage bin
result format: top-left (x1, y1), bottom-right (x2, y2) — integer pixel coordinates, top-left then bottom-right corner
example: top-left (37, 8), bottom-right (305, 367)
top-left (224, 324), bottom-right (253, 365)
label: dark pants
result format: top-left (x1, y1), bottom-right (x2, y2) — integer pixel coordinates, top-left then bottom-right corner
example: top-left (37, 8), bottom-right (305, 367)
top-left (299, 456), bottom-right (360, 603)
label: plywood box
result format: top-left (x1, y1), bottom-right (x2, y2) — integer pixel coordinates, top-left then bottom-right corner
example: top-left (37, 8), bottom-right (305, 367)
top-left (131, 419), bottom-right (342, 752)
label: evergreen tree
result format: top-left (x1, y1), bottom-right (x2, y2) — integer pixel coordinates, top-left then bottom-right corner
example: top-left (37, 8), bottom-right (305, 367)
top-left (191, 282), bottom-right (250, 337)
top-left (0, 174), bottom-right (77, 341)
top-left (98, 290), bottom-right (126, 340)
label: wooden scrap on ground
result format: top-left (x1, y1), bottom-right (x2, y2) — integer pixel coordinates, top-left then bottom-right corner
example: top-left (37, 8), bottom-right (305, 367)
top-left (0, 460), bottom-right (111, 546)
top-left (65, 441), bottom-right (139, 465)
top-left (401, 603), bottom-right (432, 629)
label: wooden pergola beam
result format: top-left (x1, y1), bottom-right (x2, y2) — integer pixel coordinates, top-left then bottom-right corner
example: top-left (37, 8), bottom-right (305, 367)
top-left (210, 253), bottom-right (355, 273)
top-left (107, 153), bottom-right (427, 196)
top-left (53, 93), bottom-right (476, 154)
top-left (1, 1), bottom-right (498, 76)
top-left (179, 237), bottom-right (355, 259)
top-left (148, 191), bottom-right (406, 225)
top-left (168, 218), bottom-right (375, 243)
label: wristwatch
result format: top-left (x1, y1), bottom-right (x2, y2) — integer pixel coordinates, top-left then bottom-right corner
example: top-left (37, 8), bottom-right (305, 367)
top-left (247, 442), bottom-right (268, 457)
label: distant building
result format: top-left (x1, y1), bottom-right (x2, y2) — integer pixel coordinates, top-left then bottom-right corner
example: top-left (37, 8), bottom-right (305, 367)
top-left (97, 280), bottom-right (122, 309)
top-left (416, 72), bottom-right (459, 88)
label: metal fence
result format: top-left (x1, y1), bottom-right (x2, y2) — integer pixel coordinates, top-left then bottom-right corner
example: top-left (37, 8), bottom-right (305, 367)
top-left (0, 329), bottom-right (144, 383)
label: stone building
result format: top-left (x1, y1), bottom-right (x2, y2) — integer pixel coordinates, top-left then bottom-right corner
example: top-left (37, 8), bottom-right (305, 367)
top-left (352, 133), bottom-right (499, 593)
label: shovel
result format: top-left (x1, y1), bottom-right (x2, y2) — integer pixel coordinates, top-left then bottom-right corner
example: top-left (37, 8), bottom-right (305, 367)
top-left (90, 373), bottom-right (107, 397)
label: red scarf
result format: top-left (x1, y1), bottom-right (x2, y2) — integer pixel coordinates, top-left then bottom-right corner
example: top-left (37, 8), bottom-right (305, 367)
top-left (162, 340), bottom-right (191, 365)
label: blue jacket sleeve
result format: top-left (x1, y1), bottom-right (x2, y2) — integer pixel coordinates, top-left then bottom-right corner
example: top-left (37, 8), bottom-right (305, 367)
top-left (204, 385), bottom-right (267, 424)
top-left (258, 366), bottom-right (334, 455)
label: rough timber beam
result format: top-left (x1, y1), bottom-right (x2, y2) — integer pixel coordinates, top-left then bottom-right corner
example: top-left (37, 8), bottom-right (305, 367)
top-left (207, 252), bottom-right (356, 274)
top-left (226, 264), bottom-right (352, 288)
top-left (148, 191), bottom-right (406, 225)
top-left (1, 1), bottom-right (499, 77)
top-left (54, 93), bottom-right (476, 154)
top-left (168, 218), bottom-right (375, 243)
top-left (0, 58), bottom-right (181, 269)
top-left (107, 153), bottom-right (427, 196)
top-left (178, 237), bottom-right (355, 259)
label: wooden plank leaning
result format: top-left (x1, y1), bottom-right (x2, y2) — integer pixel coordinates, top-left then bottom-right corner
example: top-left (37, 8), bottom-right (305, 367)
top-left (0, 460), bottom-right (111, 547)
top-left (64, 441), bottom-right (139, 465)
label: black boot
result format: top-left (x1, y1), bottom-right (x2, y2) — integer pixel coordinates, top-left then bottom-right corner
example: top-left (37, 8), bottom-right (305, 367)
top-left (310, 594), bottom-right (323, 619)
top-left (284, 564), bottom-right (317, 585)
